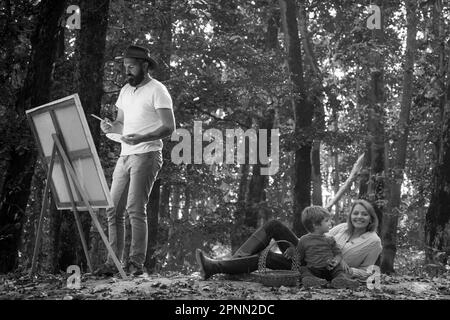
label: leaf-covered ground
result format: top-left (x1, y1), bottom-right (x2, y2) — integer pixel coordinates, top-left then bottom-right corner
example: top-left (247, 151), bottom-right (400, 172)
top-left (1, 270), bottom-right (450, 300)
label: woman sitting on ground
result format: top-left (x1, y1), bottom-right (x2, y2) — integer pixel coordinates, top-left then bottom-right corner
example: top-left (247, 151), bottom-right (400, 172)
top-left (196, 199), bottom-right (382, 286)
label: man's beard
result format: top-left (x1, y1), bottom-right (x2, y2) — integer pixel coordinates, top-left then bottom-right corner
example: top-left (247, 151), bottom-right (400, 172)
top-left (127, 71), bottom-right (145, 86)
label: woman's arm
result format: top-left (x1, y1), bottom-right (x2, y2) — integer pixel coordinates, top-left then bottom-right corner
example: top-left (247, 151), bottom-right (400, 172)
top-left (349, 240), bottom-right (382, 279)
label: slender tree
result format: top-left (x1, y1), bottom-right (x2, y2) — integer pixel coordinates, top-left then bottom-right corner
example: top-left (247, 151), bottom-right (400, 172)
top-left (236, 7), bottom-right (279, 245)
top-left (145, 0), bottom-right (173, 272)
top-left (380, 0), bottom-right (418, 274)
top-left (230, 117), bottom-right (251, 252)
top-left (425, 0), bottom-right (450, 263)
top-left (360, 0), bottom-right (386, 232)
top-left (71, 0), bottom-right (111, 271)
top-left (279, 0), bottom-right (313, 236)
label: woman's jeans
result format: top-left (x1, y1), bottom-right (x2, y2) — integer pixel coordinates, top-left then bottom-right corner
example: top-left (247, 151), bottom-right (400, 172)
top-left (106, 151), bottom-right (162, 267)
top-left (216, 220), bottom-right (300, 274)
top-left (262, 220), bottom-right (299, 253)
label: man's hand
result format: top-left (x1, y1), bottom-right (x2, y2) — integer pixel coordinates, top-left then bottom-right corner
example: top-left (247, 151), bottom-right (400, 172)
top-left (100, 118), bottom-right (113, 133)
top-left (121, 133), bottom-right (145, 145)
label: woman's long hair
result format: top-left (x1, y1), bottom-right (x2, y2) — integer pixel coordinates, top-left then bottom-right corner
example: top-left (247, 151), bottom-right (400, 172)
top-left (346, 199), bottom-right (379, 234)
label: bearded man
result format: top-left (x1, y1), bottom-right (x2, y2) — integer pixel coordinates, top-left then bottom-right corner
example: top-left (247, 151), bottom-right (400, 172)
top-left (95, 45), bottom-right (175, 276)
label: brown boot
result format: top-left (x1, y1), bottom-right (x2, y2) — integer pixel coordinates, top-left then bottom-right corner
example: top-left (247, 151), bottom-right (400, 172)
top-left (195, 249), bottom-right (260, 280)
top-left (196, 249), bottom-right (219, 280)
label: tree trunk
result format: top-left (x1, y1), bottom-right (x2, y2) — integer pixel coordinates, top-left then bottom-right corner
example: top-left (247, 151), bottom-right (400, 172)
top-left (425, 104), bottom-right (450, 261)
top-left (311, 139), bottom-right (322, 206)
top-left (265, 8), bottom-right (279, 51)
top-left (231, 161), bottom-right (250, 253)
top-left (153, 0), bottom-right (172, 82)
top-left (58, 212), bottom-right (80, 270)
top-left (245, 110), bottom-right (275, 227)
top-left (56, 0), bottom-right (110, 271)
top-left (380, 0), bottom-right (417, 274)
top-left (157, 183), bottom-right (170, 262)
top-left (0, 0), bottom-right (23, 197)
top-left (159, 184), bottom-right (171, 219)
top-left (146, 0), bottom-right (172, 270)
top-left (233, 9), bottom-right (279, 247)
top-left (166, 184), bottom-right (181, 267)
top-left (20, 165), bottom-right (46, 270)
top-left (47, 200), bottom-right (62, 273)
top-left (279, 0), bottom-right (312, 237)
top-left (331, 105), bottom-right (341, 220)
top-left (425, 0), bottom-right (450, 262)
top-left (360, 0), bottom-right (386, 234)
top-left (0, 0), bottom-right (66, 273)
top-left (333, 150), bottom-right (340, 220)
top-left (76, 0), bottom-right (110, 146)
top-left (297, 0), bottom-right (340, 209)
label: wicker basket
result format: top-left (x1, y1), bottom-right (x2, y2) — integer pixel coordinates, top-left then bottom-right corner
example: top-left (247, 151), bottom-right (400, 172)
top-left (256, 240), bottom-right (300, 287)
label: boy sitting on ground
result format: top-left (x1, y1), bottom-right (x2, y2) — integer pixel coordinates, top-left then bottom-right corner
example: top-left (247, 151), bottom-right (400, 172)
top-left (295, 206), bottom-right (360, 289)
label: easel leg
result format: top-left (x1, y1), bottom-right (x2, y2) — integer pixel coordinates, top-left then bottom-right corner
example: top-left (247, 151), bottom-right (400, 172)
top-left (59, 158), bottom-right (94, 273)
top-left (30, 145), bottom-right (57, 277)
top-left (72, 208), bottom-right (94, 273)
top-left (52, 134), bottom-right (127, 279)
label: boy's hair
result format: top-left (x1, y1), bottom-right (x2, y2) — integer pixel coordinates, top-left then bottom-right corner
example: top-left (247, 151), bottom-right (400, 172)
top-left (301, 206), bottom-right (330, 233)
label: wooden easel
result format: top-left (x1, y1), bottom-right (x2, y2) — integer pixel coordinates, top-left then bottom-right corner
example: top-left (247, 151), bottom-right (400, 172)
top-left (30, 133), bottom-right (127, 279)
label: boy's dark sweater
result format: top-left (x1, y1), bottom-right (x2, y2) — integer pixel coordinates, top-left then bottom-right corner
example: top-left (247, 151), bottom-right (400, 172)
top-left (297, 233), bottom-right (341, 269)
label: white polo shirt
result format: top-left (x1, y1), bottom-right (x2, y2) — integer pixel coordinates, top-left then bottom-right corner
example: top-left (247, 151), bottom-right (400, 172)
top-left (115, 79), bottom-right (173, 155)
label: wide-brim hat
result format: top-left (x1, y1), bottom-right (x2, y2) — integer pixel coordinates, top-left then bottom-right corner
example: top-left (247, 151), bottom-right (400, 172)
top-left (123, 45), bottom-right (157, 70)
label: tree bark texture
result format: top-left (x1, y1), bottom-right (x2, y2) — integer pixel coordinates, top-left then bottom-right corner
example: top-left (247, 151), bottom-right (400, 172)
top-left (0, 0), bottom-right (67, 273)
top-left (425, 0), bottom-right (450, 262)
top-left (279, 0), bottom-right (313, 237)
top-left (359, 0), bottom-right (386, 235)
top-left (61, 0), bottom-right (111, 271)
top-left (380, 0), bottom-right (417, 274)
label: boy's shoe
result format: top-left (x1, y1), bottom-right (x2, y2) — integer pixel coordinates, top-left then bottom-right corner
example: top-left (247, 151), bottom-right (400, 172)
top-left (331, 275), bottom-right (360, 289)
top-left (126, 261), bottom-right (144, 276)
top-left (302, 276), bottom-right (328, 288)
top-left (93, 263), bottom-right (117, 277)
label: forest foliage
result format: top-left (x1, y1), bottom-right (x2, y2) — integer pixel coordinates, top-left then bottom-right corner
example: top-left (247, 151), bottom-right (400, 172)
top-left (0, 0), bottom-right (449, 277)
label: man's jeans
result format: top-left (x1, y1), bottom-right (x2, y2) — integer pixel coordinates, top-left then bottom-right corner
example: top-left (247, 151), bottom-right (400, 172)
top-left (106, 151), bottom-right (162, 267)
